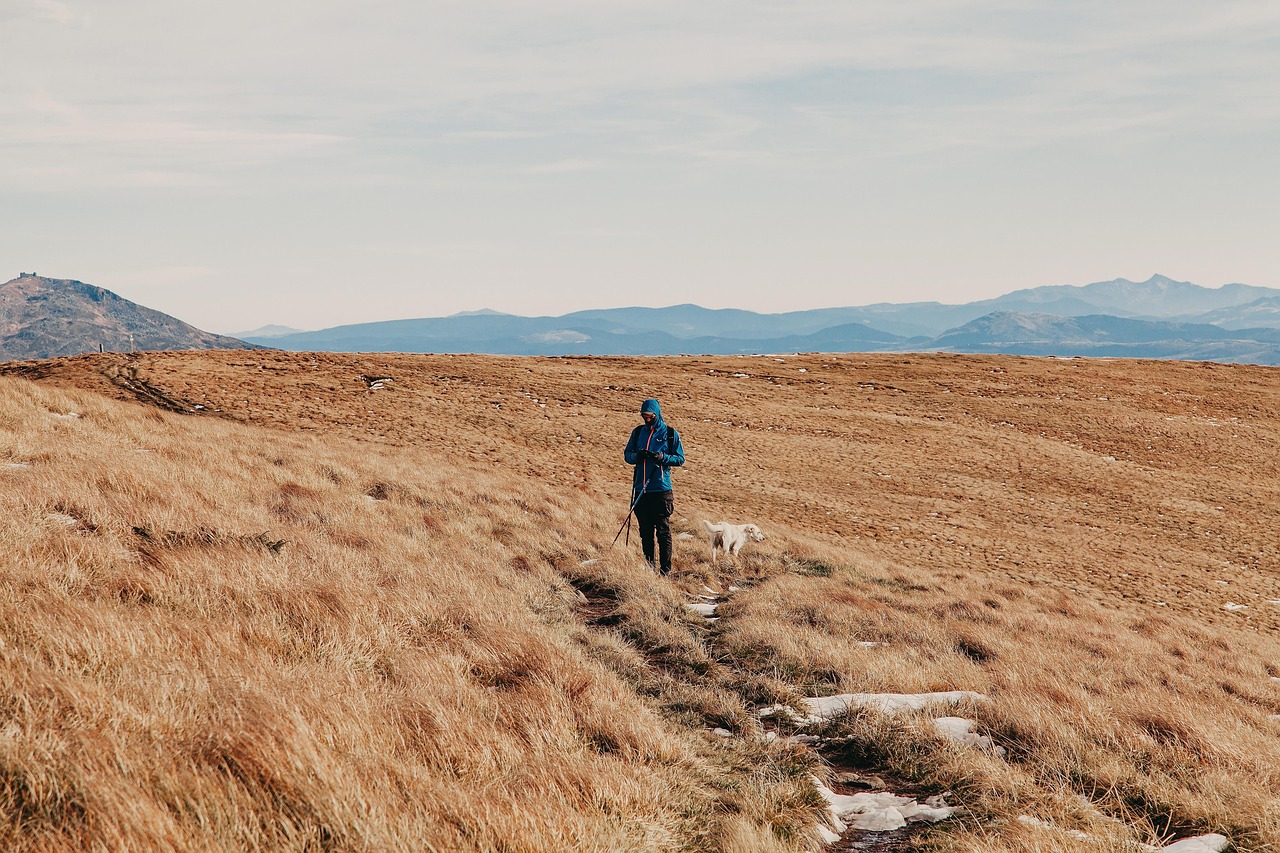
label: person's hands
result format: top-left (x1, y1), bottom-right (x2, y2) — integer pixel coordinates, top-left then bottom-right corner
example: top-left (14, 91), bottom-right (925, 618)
top-left (652, 451), bottom-right (666, 463)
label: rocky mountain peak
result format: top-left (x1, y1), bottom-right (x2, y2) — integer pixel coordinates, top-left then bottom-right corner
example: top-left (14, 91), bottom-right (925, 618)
top-left (0, 274), bottom-right (263, 361)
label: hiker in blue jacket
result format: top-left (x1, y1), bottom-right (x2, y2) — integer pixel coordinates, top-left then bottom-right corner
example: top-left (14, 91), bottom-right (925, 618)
top-left (624, 398), bottom-right (685, 575)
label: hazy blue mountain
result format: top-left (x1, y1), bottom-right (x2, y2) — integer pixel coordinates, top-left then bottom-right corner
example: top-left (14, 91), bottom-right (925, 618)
top-left (229, 324), bottom-right (307, 338)
top-left (927, 311), bottom-right (1280, 364)
top-left (254, 314), bottom-right (905, 356)
top-left (1181, 296), bottom-right (1280, 330)
top-left (988, 274), bottom-right (1275, 318)
top-left (670, 323), bottom-right (906, 356)
top-left (240, 273), bottom-right (1280, 364)
top-left (560, 304), bottom-right (892, 339)
top-left (17, 270), bottom-right (1280, 365)
top-left (841, 274), bottom-right (1280, 336)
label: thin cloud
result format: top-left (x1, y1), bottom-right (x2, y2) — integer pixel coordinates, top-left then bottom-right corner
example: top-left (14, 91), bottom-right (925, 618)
top-left (523, 158), bottom-right (606, 174)
top-left (2, 0), bottom-right (1277, 329)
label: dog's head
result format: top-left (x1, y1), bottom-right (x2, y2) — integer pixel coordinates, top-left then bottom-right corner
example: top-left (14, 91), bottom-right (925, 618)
top-left (744, 524), bottom-right (765, 542)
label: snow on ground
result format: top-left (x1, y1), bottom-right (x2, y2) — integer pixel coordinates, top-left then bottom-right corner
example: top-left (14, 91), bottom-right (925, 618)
top-left (676, 532), bottom-right (694, 540)
top-left (50, 412), bottom-right (81, 419)
top-left (760, 691), bottom-right (989, 726)
top-left (1018, 816), bottom-right (1228, 851)
top-left (1016, 815), bottom-right (1090, 841)
top-left (1222, 603), bottom-right (1248, 612)
top-left (685, 602), bottom-right (718, 617)
top-left (763, 731), bottom-right (821, 746)
top-left (812, 776), bottom-right (956, 834)
top-left (931, 717), bottom-right (1006, 756)
top-left (1150, 835), bottom-right (1230, 853)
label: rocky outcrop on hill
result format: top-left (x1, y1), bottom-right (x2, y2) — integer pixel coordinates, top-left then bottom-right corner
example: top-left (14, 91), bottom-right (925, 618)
top-left (0, 273), bottom-right (262, 361)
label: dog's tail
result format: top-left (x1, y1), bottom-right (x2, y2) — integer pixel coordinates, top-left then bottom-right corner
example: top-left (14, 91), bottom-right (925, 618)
top-left (702, 520), bottom-right (726, 550)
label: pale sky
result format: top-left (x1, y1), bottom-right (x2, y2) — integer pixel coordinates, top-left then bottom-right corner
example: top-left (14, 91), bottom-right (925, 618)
top-left (2, 0), bottom-right (1277, 333)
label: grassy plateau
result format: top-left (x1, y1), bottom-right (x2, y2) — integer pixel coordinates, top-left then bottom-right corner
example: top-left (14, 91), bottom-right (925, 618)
top-left (2, 350), bottom-right (1280, 852)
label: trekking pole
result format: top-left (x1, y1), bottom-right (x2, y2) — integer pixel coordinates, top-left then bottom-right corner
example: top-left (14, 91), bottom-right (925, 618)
top-left (611, 488), bottom-right (644, 548)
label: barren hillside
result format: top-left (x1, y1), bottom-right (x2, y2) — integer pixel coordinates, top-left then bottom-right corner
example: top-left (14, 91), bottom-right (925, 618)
top-left (3, 350), bottom-right (1279, 851)
top-left (0, 275), bottom-right (261, 360)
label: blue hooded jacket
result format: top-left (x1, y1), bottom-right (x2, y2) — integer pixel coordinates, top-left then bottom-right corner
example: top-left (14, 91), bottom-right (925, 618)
top-left (624, 398), bottom-right (685, 497)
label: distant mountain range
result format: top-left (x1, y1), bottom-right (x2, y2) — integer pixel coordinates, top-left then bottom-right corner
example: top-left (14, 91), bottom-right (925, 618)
top-left (0, 273), bottom-right (260, 361)
top-left (230, 324), bottom-right (306, 339)
top-left (244, 274), bottom-right (1280, 364)
top-left (6, 272), bottom-right (1280, 366)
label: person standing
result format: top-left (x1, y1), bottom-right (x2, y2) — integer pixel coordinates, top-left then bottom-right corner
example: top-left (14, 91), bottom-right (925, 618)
top-left (623, 398), bottom-right (685, 575)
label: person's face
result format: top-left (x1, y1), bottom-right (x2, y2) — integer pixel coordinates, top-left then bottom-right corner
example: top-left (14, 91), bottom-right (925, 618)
top-left (641, 411), bottom-right (656, 426)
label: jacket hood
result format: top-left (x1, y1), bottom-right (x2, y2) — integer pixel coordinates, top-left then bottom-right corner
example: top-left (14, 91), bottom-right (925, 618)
top-left (640, 398), bottom-right (662, 417)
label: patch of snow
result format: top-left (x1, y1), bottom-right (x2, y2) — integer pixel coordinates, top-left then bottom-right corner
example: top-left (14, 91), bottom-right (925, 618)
top-left (761, 691), bottom-right (989, 726)
top-left (859, 641), bottom-right (888, 648)
top-left (686, 602), bottom-right (718, 617)
top-left (1102, 455), bottom-right (1117, 462)
top-left (727, 585), bottom-right (740, 592)
top-left (711, 728), bottom-right (734, 738)
top-left (579, 559), bottom-right (598, 567)
top-left (812, 777), bottom-right (956, 836)
top-left (732, 373), bottom-right (749, 378)
top-left (5, 462), bottom-right (31, 469)
top-left (817, 824), bottom-right (841, 844)
top-left (702, 585), bottom-right (721, 595)
top-left (1015, 815), bottom-right (1091, 842)
top-left (676, 532), bottom-right (694, 540)
top-left (1267, 600), bottom-right (1280, 606)
top-left (50, 412), bottom-right (81, 419)
top-left (1149, 835), bottom-right (1229, 853)
top-left (48, 513), bottom-right (79, 526)
top-left (931, 717), bottom-right (1006, 756)
top-left (762, 731), bottom-right (820, 746)
top-left (1222, 603), bottom-right (1248, 612)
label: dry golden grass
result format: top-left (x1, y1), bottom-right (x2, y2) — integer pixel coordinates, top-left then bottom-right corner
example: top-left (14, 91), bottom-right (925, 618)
top-left (4, 350), bottom-right (1280, 851)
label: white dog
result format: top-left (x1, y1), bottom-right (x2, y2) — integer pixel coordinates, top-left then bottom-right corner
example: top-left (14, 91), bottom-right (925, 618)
top-left (702, 520), bottom-right (765, 563)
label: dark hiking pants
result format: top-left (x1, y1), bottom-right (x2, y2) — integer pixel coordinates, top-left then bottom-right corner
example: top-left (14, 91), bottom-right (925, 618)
top-left (635, 490), bottom-right (674, 575)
